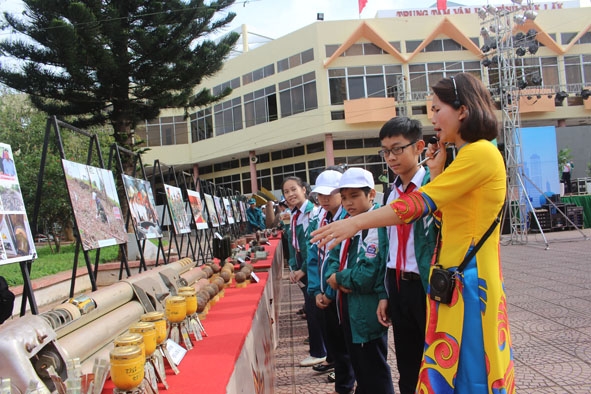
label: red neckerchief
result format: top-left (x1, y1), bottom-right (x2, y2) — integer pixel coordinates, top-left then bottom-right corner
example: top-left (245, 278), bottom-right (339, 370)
top-left (291, 208), bottom-right (301, 251)
top-left (395, 182), bottom-right (416, 286)
top-left (337, 232), bottom-right (352, 317)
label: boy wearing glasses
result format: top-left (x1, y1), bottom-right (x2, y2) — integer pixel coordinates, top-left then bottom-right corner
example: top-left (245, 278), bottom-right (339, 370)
top-left (376, 117), bottom-right (438, 394)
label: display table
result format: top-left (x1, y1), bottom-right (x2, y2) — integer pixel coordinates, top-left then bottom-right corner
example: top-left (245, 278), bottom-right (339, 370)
top-left (102, 236), bottom-right (283, 394)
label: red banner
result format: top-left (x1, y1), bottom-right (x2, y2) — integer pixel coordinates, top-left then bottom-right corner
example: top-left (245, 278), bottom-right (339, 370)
top-left (359, 0), bottom-right (368, 14)
top-left (437, 0), bottom-right (447, 10)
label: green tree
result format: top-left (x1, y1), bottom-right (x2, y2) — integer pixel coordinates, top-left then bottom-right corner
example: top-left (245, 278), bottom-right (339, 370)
top-left (0, 90), bottom-right (114, 252)
top-left (0, 0), bottom-right (239, 173)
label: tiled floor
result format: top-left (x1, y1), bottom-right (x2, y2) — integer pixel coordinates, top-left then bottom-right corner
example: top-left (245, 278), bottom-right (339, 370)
top-left (273, 229), bottom-right (591, 393)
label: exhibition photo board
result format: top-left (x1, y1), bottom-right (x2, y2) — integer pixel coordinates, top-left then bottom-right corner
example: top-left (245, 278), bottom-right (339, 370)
top-left (164, 184), bottom-right (191, 234)
top-left (0, 143), bottom-right (36, 265)
top-left (187, 190), bottom-right (209, 230)
top-left (61, 159), bottom-right (127, 251)
top-left (204, 194), bottom-right (219, 228)
top-left (121, 174), bottom-right (163, 240)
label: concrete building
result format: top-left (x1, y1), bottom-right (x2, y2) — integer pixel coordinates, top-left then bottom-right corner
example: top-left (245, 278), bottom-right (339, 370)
top-left (138, 1), bottom-right (591, 197)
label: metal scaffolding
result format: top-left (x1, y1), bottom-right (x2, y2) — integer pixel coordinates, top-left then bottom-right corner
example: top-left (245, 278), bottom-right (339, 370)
top-left (480, 1), bottom-right (549, 246)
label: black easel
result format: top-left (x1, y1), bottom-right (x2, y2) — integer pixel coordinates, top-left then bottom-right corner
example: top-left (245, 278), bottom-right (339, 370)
top-left (195, 178), bottom-right (214, 261)
top-left (31, 116), bottom-right (130, 301)
top-left (151, 160), bottom-right (195, 261)
top-left (108, 144), bottom-right (168, 273)
top-left (178, 171), bottom-right (208, 265)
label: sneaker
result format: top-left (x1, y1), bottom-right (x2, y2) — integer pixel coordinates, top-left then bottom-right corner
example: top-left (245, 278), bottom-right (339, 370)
top-left (327, 371), bottom-right (336, 383)
top-left (312, 362), bottom-right (334, 372)
top-left (299, 356), bottom-right (326, 367)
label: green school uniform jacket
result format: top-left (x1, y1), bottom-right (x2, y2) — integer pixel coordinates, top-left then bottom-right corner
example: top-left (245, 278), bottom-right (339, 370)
top-left (325, 203), bottom-right (389, 344)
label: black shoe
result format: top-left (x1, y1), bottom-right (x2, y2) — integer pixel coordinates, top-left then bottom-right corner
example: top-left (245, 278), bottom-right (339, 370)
top-left (327, 371), bottom-right (336, 383)
top-left (312, 363), bottom-right (334, 372)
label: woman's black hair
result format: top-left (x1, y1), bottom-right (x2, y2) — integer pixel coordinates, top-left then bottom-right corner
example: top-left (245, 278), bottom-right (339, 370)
top-left (431, 73), bottom-right (499, 142)
top-left (281, 176), bottom-right (307, 196)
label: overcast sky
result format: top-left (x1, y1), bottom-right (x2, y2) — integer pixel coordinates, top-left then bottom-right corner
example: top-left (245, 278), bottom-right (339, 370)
top-left (2, 0), bottom-right (589, 41)
top-left (213, 0), bottom-right (591, 40)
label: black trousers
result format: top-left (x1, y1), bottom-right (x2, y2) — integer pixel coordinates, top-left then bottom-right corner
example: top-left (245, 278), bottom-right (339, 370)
top-left (562, 171), bottom-right (572, 193)
top-left (321, 300), bottom-right (355, 393)
top-left (386, 268), bottom-right (427, 394)
top-left (341, 295), bottom-right (394, 394)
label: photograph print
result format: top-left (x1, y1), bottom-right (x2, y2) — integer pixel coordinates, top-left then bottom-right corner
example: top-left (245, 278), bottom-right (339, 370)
top-left (122, 174), bottom-right (163, 240)
top-left (203, 193), bottom-right (219, 228)
top-left (61, 159), bottom-right (127, 251)
top-left (164, 184), bottom-right (191, 234)
top-left (187, 190), bottom-right (208, 230)
top-left (223, 197), bottom-right (235, 224)
top-left (0, 143), bottom-right (36, 265)
top-left (214, 195), bottom-right (226, 225)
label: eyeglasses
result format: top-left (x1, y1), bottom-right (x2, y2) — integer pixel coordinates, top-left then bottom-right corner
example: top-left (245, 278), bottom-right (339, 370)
top-left (378, 141), bottom-right (417, 158)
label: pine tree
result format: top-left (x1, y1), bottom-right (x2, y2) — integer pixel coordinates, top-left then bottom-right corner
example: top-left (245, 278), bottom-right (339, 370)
top-left (0, 0), bottom-right (239, 173)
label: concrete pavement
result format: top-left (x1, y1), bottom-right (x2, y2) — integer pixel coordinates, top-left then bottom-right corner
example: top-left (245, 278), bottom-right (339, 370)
top-left (274, 229), bottom-right (591, 393)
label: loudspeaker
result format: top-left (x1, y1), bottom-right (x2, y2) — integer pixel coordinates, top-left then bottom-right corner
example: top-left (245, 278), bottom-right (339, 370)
top-left (213, 235), bottom-right (232, 262)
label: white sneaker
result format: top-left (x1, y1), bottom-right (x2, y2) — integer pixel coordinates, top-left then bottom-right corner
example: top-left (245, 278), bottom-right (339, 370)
top-left (299, 356), bottom-right (326, 367)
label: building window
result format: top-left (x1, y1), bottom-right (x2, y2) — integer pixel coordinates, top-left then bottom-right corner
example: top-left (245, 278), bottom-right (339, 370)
top-left (277, 49), bottom-right (315, 73)
top-left (326, 42), bottom-right (401, 57)
top-left (212, 77), bottom-right (240, 96)
top-left (328, 65), bottom-right (403, 105)
top-left (279, 72), bottom-right (318, 118)
top-left (408, 61), bottom-right (481, 99)
top-left (190, 108), bottom-right (213, 142)
top-left (213, 97), bottom-right (243, 136)
top-left (272, 164), bottom-right (307, 189)
top-left (242, 64), bottom-right (275, 86)
top-left (244, 86), bottom-right (278, 127)
top-left (144, 116), bottom-right (188, 147)
top-left (405, 38), bottom-right (476, 53)
top-left (564, 55), bottom-right (591, 86)
top-left (307, 142), bottom-right (324, 153)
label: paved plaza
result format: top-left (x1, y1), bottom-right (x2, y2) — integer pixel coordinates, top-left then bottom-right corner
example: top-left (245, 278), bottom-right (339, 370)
top-left (274, 229), bottom-right (591, 394)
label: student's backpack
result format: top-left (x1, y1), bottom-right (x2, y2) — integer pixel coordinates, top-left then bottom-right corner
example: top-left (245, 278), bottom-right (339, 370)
top-left (0, 276), bottom-right (15, 324)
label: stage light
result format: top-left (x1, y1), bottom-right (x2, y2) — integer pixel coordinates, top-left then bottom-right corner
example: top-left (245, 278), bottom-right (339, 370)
top-left (481, 44), bottom-right (491, 53)
top-left (482, 57), bottom-right (492, 67)
top-left (528, 42), bottom-right (539, 55)
top-left (524, 9), bottom-right (537, 21)
top-left (527, 95), bottom-right (532, 100)
top-left (547, 94), bottom-right (553, 99)
top-left (531, 75), bottom-right (542, 85)
top-left (478, 7), bottom-right (488, 19)
top-left (480, 27), bottom-right (490, 38)
top-left (486, 5), bottom-right (497, 14)
top-left (513, 14), bottom-right (527, 25)
top-left (516, 47), bottom-right (527, 56)
top-left (511, 0), bottom-right (523, 4)
top-left (526, 29), bottom-right (538, 40)
top-left (536, 94), bottom-right (542, 99)
top-left (490, 41), bottom-right (497, 50)
top-left (581, 89), bottom-right (591, 100)
top-left (490, 23), bottom-right (503, 34)
top-left (518, 78), bottom-right (528, 89)
top-left (491, 55), bottom-right (499, 64)
top-left (555, 91), bottom-right (568, 104)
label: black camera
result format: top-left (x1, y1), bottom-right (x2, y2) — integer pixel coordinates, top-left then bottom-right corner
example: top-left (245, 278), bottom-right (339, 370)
top-left (429, 265), bottom-right (456, 304)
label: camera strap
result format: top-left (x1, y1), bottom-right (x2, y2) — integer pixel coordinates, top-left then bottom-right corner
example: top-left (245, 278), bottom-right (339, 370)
top-left (455, 205), bottom-right (503, 274)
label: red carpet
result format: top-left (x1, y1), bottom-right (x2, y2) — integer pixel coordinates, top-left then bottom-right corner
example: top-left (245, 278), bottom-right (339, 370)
top-left (102, 238), bottom-right (279, 393)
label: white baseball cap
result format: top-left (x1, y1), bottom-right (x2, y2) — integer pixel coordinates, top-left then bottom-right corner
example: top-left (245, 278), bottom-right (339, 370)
top-left (338, 168), bottom-right (375, 189)
top-left (312, 170), bottom-right (342, 195)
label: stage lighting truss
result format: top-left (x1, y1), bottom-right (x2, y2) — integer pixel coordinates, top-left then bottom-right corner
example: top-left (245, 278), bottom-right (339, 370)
top-left (481, 0), bottom-right (544, 245)
top-left (581, 89), bottom-right (591, 100)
